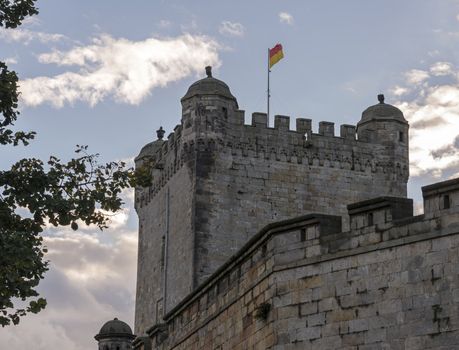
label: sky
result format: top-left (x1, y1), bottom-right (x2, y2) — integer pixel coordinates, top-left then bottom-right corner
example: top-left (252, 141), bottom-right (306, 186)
top-left (1, 0), bottom-right (459, 348)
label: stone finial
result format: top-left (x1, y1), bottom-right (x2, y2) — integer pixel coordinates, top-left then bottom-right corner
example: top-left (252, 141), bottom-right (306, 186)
top-left (378, 94), bottom-right (385, 104)
top-left (205, 66), bottom-right (212, 78)
top-left (156, 126), bottom-right (165, 140)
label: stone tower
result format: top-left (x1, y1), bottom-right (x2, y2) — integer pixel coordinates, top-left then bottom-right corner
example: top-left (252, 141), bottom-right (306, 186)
top-left (95, 318), bottom-right (135, 350)
top-left (134, 67), bottom-right (409, 335)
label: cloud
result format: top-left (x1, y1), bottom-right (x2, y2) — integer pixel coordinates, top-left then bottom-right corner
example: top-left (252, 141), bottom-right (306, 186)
top-left (0, 27), bottom-right (66, 44)
top-left (3, 57), bottom-right (18, 64)
top-left (19, 33), bottom-right (221, 108)
top-left (430, 61), bottom-right (454, 76)
top-left (0, 315), bottom-right (83, 350)
top-left (393, 62), bottom-right (459, 177)
top-left (0, 225), bottom-right (138, 349)
top-left (279, 12), bottom-right (294, 25)
top-left (404, 69), bottom-right (429, 85)
top-left (430, 135), bottom-right (459, 159)
top-left (410, 116), bottom-right (447, 129)
top-left (390, 85), bottom-right (410, 96)
top-left (218, 21), bottom-right (245, 37)
top-left (22, 16), bottom-right (42, 27)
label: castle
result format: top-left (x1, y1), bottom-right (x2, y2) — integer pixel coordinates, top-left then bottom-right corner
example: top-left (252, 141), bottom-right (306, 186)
top-left (95, 67), bottom-right (459, 349)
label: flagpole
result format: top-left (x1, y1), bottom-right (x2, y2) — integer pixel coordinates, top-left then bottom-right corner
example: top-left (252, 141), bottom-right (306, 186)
top-left (267, 48), bottom-right (270, 126)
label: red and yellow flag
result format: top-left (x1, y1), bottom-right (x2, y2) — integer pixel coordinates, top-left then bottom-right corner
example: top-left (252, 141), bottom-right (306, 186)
top-left (269, 44), bottom-right (284, 68)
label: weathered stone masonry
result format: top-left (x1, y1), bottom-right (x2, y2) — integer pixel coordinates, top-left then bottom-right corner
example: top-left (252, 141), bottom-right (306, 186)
top-left (134, 68), bottom-right (410, 337)
top-left (134, 177), bottom-right (459, 349)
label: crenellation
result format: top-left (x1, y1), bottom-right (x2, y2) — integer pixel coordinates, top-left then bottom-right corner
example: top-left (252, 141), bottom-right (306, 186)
top-left (347, 197), bottom-right (413, 230)
top-left (274, 115), bottom-right (290, 130)
top-left (340, 124), bottom-right (356, 140)
top-left (319, 121), bottom-right (335, 137)
top-left (423, 178), bottom-right (459, 218)
top-left (296, 117), bottom-right (312, 135)
top-left (251, 112), bottom-right (268, 127)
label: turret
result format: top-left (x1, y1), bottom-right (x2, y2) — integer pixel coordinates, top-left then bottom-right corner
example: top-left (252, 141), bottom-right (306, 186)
top-left (180, 66), bottom-right (239, 141)
top-left (134, 127), bottom-right (165, 166)
top-left (357, 94), bottom-right (409, 179)
top-left (95, 318), bottom-right (135, 350)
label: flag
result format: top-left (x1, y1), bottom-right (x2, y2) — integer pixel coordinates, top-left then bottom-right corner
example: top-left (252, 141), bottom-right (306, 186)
top-left (269, 44), bottom-right (284, 69)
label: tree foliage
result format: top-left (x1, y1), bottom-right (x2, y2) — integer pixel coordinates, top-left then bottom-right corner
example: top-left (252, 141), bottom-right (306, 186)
top-left (0, 1), bottom-right (150, 326)
top-left (0, 0), bottom-right (38, 28)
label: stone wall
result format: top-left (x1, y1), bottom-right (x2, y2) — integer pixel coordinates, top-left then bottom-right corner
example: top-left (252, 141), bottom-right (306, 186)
top-left (135, 161), bottom-right (196, 334)
top-left (133, 178), bottom-right (459, 350)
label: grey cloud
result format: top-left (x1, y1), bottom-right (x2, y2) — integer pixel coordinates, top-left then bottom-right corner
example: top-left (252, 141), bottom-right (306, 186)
top-left (0, 227), bottom-right (137, 350)
top-left (411, 116), bottom-right (448, 129)
top-left (430, 135), bottom-right (459, 159)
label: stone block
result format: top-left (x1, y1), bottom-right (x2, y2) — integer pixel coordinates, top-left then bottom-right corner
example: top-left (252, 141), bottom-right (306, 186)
top-left (274, 115), bottom-right (290, 131)
top-left (251, 112), bottom-right (268, 127)
top-left (319, 121), bottom-right (335, 136)
top-left (340, 124), bottom-right (356, 140)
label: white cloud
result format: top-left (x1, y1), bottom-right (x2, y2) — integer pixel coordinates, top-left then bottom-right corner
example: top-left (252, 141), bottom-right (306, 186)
top-left (393, 62), bottom-right (459, 177)
top-left (22, 16), bottom-right (42, 27)
top-left (404, 69), bottom-right (429, 85)
top-left (219, 21), bottom-right (245, 37)
top-left (279, 12), bottom-right (294, 25)
top-left (0, 27), bottom-right (66, 44)
top-left (19, 33), bottom-right (221, 108)
top-left (390, 85), bottom-right (410, 96)
top-left (430, 61), bottom-right (454, 76)
top-left (3, 57), bottom-right (18, 64)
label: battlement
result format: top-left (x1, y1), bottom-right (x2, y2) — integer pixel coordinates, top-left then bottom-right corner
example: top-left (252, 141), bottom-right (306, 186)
top-left (135, 110), bottom-right (408, 209)
top-left (138, 113), bottom-right (362, 154)
top-left (137, 103), bottom-right (408, 161)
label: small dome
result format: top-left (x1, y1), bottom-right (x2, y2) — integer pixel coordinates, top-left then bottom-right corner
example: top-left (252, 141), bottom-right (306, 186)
top-left (95, 318), bottom-right (135, 341)
top-left (135, 127), bottom-right (166, 162)
top-left (181, 66), bottom-right (237, 103)
top-left (359, 94), bottom-right (407, 125)
top-left (135, 140), bottom-right (162, 162)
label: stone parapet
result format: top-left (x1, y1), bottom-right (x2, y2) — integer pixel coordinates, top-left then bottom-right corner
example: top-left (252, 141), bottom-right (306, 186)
top-left (423, 177), bottom-right (459, 217)
top-left (135, 128), bottom-right (409, 210)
